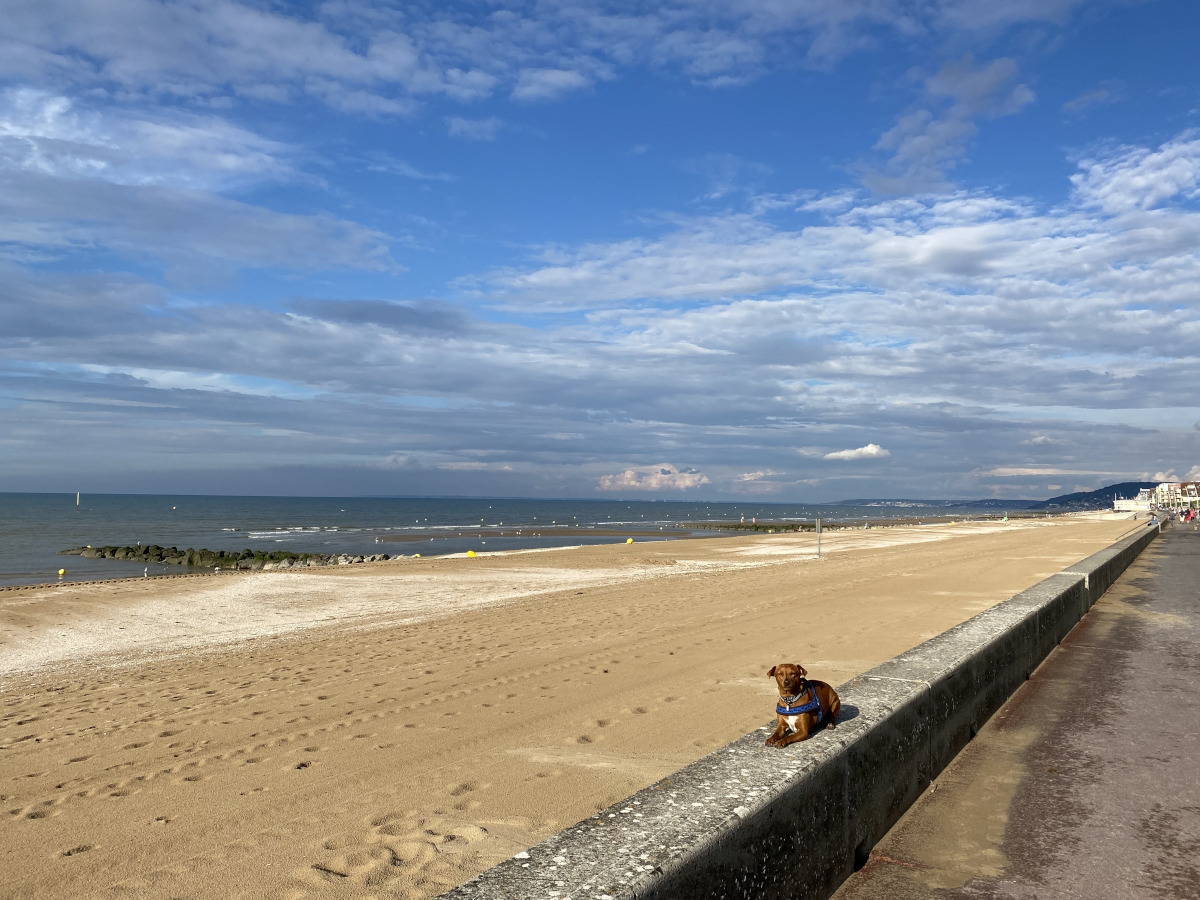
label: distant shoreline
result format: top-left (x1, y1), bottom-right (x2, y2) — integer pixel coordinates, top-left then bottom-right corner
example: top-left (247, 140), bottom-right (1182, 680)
top-left (377, 527), bottom-right (688, 542)
top-left (691, 511), bottom-right (1054, 532)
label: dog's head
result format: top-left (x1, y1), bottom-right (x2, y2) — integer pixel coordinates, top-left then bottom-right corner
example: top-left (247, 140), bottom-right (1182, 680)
top-left (768, 663), bottom-right (807, 697)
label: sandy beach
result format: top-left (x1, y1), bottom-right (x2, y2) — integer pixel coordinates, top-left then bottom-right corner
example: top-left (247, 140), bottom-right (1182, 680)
top-left (0, 516), bottom-right (1142, 900)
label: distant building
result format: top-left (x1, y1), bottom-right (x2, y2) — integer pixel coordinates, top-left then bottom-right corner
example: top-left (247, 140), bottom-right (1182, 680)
top-left (1114, 487), bottom-right (1154, 512)
top-left (1153, 481), bottom-right (1200, 510)
top-left (1113, 482), bottom-right (1199, 512)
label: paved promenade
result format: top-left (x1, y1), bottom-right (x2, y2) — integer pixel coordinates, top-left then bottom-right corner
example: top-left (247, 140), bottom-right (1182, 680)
top-left (834, 525), bottom-right (1200, 900)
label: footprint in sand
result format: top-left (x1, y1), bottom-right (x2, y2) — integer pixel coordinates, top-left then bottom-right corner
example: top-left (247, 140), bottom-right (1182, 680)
top-left (290, 812), bottom-right (499, 897)
top-left (449, 780), bottom-right (489, 811)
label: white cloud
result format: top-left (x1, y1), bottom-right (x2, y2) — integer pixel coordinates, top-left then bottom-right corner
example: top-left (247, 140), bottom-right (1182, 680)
top-left (982, 467), bottom-right (1113, 477)
top-left (0, 0), bottom-right (491, 112)
top-left (1146, 470), bottom-right (1178, 482)
top-left (596, 463), bottom-right (710, 491)
top-left (0, 0), bottom-right (1102, 119)
top-left (0, 90), bottom-right (397, 273)
top-left (1071, 133), bottom-right (1200, 213)
top-left (511, 68), bottom-right (592, 102)
top-left (823, 443), bottom-right (891, 461)
top-left (0, 88), bottom-right (293, 190)
top-left (1186, 465), bottom-right (1200, 480)
top-left (475, 129), bottom-right (1200, 389)
top-left (736, 470), bottom-right (781, 481)
top-left (446, 116), bottom-right (503, 141)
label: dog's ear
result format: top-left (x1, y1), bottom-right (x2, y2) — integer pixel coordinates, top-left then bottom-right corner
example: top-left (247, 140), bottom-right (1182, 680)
top-left (796, 664), bottom-right (807, 677)
top-left (767, 666), bottom-right (777, 677)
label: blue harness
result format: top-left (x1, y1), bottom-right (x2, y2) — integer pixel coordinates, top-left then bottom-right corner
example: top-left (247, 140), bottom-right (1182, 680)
top-left (776, 680), bottom-right (823, 726)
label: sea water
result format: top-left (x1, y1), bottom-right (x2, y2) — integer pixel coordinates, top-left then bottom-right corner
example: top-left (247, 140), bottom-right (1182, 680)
top-left (0, 493), bottom-right (987, 587)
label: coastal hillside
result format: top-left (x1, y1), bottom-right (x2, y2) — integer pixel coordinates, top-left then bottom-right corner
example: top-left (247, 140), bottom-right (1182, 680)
top-left (843, 481), bottom-right (1157, 512)
top-left (1031, 481), bottom-right (1157, 510)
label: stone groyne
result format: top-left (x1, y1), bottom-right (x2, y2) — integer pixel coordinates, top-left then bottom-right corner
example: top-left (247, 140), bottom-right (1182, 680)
top-left (59, 544), bottom-right (390, 570)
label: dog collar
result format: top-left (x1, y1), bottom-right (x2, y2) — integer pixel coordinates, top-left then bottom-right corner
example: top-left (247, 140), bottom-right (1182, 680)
top-left (776, 680), bottom-right (823, 722)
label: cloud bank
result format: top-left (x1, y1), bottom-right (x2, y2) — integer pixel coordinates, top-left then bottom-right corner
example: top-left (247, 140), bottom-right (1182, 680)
top-left (5, 129), bottom-right (1198, 498)
top-left (0, 0), bottom-right (1125, 116)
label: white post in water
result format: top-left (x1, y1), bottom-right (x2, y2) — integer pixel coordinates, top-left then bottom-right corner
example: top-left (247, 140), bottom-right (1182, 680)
top-left (816, 517), bottom-right (822, 558)
top-left (76, 491), bottom-right (80, 509)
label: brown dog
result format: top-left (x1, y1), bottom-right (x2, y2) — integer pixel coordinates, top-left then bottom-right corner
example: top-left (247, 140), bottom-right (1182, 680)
top-left (765, 663), bottom-right (840, 748)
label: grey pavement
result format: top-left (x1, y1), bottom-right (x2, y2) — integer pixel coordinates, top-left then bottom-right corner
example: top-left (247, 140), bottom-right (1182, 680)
top-left (832, 525), bottom-right (1200, 900)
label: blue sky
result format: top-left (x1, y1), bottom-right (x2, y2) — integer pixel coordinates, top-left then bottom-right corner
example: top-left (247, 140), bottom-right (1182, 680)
top-left (2, 0), bottom-right (1199, 500)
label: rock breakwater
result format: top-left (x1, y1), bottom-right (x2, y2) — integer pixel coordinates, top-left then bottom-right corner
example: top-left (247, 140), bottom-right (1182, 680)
top-left (58, 545), bottom-right (390, 570)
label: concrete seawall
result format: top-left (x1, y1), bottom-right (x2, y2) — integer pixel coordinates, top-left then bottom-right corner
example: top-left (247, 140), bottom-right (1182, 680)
top-left (440, 521), bottom-right (1161, 900)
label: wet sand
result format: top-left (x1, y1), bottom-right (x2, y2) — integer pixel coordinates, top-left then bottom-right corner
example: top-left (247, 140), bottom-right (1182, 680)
top-left (0, 516), bottom-right (1141, 900)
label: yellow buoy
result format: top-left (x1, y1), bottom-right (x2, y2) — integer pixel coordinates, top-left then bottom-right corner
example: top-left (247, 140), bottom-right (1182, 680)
top-left (58, 568), bottom-right (65, 577)
top-left (466, 550), bottom-right (477, 558)
top-left (625, 538), bottom-right (633, 544)
top-left (413, 553), bottom-right (421, 558)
